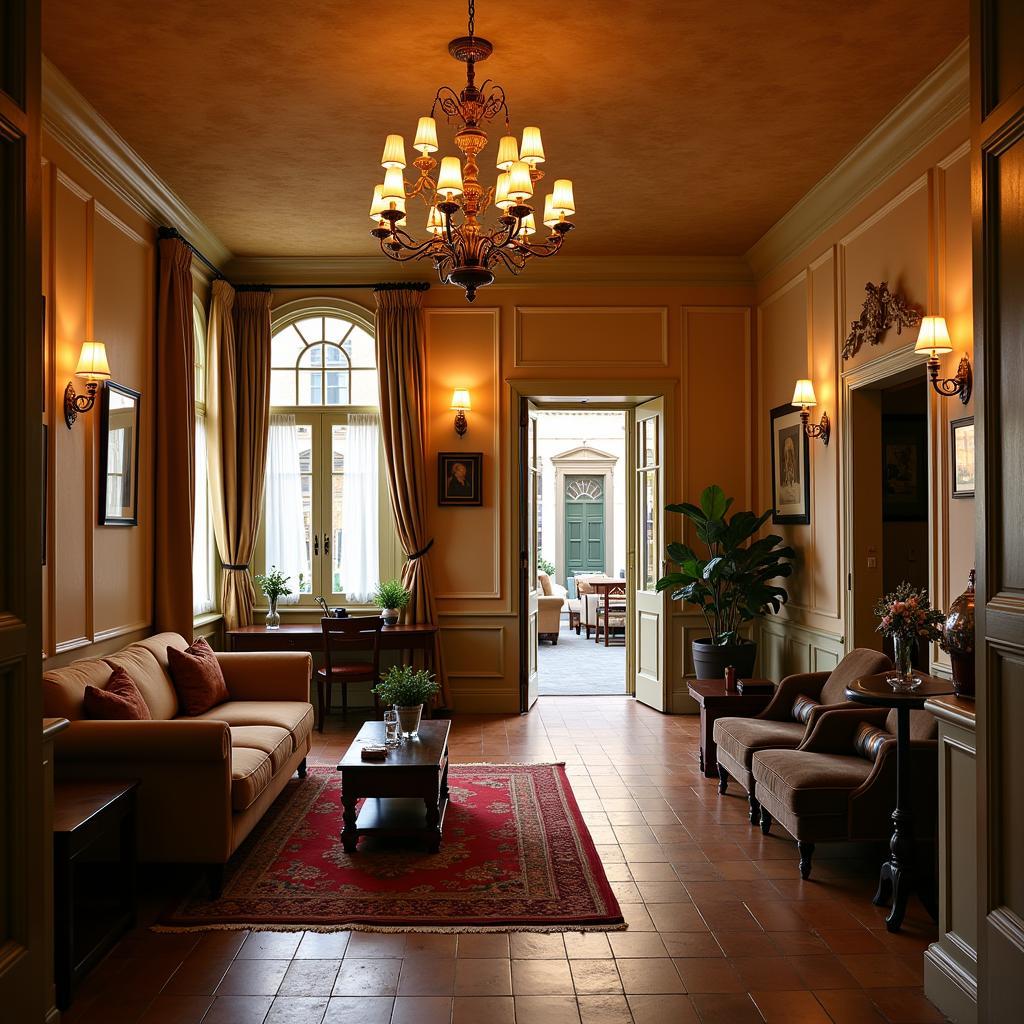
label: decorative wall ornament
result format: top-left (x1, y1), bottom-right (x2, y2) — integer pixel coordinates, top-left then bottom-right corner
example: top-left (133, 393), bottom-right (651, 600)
top-left (841, 282), bottom-right (922, 361)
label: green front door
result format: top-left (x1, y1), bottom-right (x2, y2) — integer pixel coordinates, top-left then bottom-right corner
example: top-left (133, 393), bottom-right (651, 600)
top-left (565, 475), bottom-right (606, 581)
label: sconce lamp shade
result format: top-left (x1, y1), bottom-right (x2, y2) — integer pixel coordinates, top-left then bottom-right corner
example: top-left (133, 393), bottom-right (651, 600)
top-left (520, 126), bottom-right (545, 165)
top-left (75, 341), bottom-right (111, 381)
top-left (413, 116), bottom-right (438, 154)
top-left (915, 315), bottom-right (953, 355)
top-left (542, 194), bottom-right (560, 228)
top-left (370, 185), bottom-right (388, 218)
top-left (516, 213), bottom-right (536, 238)
top-left (496, 135), bottom-right (519, 171)
top-left (791, 378), bottom-right (817, 408)
top-left (381, 166), bottom-right (407, 202)
top-left (551, 178), bottom-right (575, 215)
top-left (507, 161), bottom-right (534, 201)
top-left (494, 172), bottom-right (514, 210)
top-left (437, 156), bottom-right (464, 196)
top-left (450, 388), bottom-right (471, 412)
top-left (381, 134), bottom-right (407, 169)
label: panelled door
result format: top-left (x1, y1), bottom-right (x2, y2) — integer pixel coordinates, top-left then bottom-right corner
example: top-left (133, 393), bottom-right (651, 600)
top-left (518, 399), bottom-right (540, 712)
top-left (633, 398), bottom-right (667, 711)
top-left (564, 475), bottom-right (606, 578)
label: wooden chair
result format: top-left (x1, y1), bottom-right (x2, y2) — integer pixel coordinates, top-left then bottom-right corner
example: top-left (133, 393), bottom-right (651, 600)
top-left (317, 616), bottom-right (382, 732)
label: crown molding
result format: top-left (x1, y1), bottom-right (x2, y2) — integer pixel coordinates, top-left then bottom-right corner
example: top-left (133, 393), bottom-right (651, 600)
top-left (745, 39), bottom-right (969, 280)
top-left (224, 253), bottom-right (754, 287)
top-left (42, 57), bottom-right (231, 267)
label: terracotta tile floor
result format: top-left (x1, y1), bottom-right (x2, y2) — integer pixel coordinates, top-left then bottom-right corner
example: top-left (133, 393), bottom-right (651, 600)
top-left (63, 697), bottom-right (945, 1023)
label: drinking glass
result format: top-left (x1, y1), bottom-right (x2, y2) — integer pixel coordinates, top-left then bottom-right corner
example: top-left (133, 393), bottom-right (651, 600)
top-left (384, 709), bottom-right (401, 749)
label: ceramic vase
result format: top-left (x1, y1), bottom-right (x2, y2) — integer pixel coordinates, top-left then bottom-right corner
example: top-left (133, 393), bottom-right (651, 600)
top-left (381, 608), bottom-right (399, 626)
top-left (945, 569), bottom-right (976, 699)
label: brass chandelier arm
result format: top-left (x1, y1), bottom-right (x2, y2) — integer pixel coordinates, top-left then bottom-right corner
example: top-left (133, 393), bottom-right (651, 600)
top-left (378, 232), bottom-right (444, 262)
top-left (486, 244), bottom-right (528, 275)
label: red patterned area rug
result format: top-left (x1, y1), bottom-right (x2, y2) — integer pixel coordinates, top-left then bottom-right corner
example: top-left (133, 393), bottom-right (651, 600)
top-left (157, 764), bottom-right (624, 933)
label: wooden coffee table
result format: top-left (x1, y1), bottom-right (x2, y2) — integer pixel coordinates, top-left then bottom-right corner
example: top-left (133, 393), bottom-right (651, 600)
top-left (337, 719), bottom-right (451, 853)
top-left (686, 678), bottom-right (775, 778)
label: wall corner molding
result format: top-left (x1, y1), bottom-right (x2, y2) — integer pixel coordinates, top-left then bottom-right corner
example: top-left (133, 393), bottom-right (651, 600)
top-left (745, 39), bottom-right (969, 280)
top-left (42, 57), bottom-right (231, 266)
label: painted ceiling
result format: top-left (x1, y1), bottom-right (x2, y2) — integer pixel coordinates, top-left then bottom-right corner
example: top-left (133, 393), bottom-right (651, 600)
top-left (43, 0), bottom-right (968, 261)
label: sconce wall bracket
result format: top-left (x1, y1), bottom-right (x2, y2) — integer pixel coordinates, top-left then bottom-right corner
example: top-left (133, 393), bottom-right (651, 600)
top-left (928, 354), bottom-right (973, 405)
top-left (64, 380), bottom-right (99, 429)
top-left (454, 408), bottom-right (468, 438)
top-left (800, 408), bottom-right (831, 446)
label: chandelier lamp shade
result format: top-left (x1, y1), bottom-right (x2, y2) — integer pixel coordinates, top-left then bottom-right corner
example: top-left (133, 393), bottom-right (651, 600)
top-left (369, 0), bottom-right (576, 301)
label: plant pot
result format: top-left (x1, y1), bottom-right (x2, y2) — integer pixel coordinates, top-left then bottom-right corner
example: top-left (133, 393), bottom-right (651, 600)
top-left (396, 704), bottom-right (423, 738)
top-left (691, 638), bottom-right (757, 681)
top-left (381, 608), bottom-right (399, 626)
top-left (265, 597), bottom-right (281, 630)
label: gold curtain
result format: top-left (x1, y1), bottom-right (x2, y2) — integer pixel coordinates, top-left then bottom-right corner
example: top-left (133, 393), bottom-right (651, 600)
top-left (206, 281), bottom-right (272, 629)
top-left (375, 287), bottom-right (449, 707)
top-left (154, 237), bottom-right (195, 637)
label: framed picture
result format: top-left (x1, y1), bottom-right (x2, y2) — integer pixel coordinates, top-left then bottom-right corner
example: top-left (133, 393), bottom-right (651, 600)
top-left (882, 414), bottom-right (928, 521)
top-left (769, 403), bottom-right (810, 525)
top-left (438, 451), bottom-right (482, 506)
top-left (99, 381), bottom-right (142, 526)
top-left (951, 415), bottom-right (975, 498)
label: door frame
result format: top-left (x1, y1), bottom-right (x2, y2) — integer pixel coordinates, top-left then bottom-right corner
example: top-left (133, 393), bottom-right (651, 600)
top-left (510, 379), bottom-right (677, 711)
top-left (552, 447), bottom-right (617, 583)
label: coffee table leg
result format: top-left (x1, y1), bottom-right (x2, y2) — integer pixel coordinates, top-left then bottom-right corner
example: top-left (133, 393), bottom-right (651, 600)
top-left (425, 794), bottom-right (442, 853)
top-left (341, 789), bottom-right (359, 853)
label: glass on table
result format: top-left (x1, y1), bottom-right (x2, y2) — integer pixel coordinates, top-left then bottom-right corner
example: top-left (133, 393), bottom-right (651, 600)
top-left (384, 709), bottom-right (401, 749)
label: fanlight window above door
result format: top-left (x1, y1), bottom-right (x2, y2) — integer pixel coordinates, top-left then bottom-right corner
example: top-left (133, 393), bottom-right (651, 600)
top-left (566, 476), bottom-right (604, 501)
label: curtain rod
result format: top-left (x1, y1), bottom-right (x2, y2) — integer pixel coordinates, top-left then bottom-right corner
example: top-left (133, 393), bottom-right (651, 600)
top-left (157, 226), bottom-right (430, 293)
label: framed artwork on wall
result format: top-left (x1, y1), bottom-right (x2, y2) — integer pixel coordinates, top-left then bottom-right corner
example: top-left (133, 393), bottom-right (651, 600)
top-left (951, 416), bottom-right (975, 499)
top-left (438, 451), bottom-right (483, 506)
top-left (882, 414), bottom-right (928, 521)
top-left (99, 381), bottom-right (142, 526)
top-left (769, 403), bottom-right (810, 525)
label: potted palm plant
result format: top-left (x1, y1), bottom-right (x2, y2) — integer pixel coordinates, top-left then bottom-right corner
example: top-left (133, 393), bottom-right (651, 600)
top-left (372, 665), bottom-right (439, 738)
top-left (656, 485), bottom-right (795, 679)
top-left (373, 578), bottom-right (410, 626)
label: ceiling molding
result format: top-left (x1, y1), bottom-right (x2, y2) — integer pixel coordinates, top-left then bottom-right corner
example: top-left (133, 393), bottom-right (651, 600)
top-left (224, 253), bottom-right (754, 287)
top-left (42, 57), bottom-right (231, 266)
top-left (745, 38), bottom-right (969, 280)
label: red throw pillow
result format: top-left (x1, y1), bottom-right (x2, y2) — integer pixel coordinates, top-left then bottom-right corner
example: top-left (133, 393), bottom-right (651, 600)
top-left (84, 666), bottom-right (152, 720)
top-left (167, 636), bottom-right (230, 716)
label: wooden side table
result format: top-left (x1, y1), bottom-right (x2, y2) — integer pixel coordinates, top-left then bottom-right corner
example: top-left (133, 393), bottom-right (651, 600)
top-left (686, 679), bottom-right (775, 779)
top-left (52, 780), bottom-right (138, 1010)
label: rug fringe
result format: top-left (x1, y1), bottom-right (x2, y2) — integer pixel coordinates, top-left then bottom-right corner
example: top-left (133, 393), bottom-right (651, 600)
top-left (151, 920), bottom-right (627, 935)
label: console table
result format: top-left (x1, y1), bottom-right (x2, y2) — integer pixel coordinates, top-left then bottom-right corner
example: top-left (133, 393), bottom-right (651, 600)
top-left (686, 678), bottom-right (775, 778)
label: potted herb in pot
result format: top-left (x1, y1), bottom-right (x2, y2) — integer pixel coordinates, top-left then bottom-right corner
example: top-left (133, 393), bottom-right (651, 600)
top-left (373, 578), bottom-right (410, 626)
top-left (656, 484), bottom-right (795, 679)
top-left (372, 665), bottom-right (439, 738)
top-left (253, 566), bottom-right (296, 629)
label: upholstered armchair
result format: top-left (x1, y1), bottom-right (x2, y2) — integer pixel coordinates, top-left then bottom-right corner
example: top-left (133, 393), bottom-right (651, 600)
top-left (712, 648), bottom-right (892, 824)
top-left (752, 704), bottom-right (938, 880)
top-left (537, 572), bottom-right (566, 644)
top-left (574, 574), bottom-right (602, 639)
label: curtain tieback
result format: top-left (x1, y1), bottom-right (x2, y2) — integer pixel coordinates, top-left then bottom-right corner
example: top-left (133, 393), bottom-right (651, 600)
top-left (407, 539), bottom-right (434, 561)
top-left (223, 563), bottom-right (250, 571)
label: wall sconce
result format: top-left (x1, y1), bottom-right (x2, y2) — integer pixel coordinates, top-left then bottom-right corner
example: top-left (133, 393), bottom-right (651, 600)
top-left (64, 341), bottom-right (111, 429)
top-left (791, 378), bottom-right (830, 445)
top-left (915, 316), bottom-right (972, 404)
top-left (450, 388), bottom-right (471, 437)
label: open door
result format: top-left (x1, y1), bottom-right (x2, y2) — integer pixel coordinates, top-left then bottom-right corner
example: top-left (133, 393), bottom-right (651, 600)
top-left (633, 398), bottom-right (667, 710)
top-left (518, 398), bottom-right (540, 712)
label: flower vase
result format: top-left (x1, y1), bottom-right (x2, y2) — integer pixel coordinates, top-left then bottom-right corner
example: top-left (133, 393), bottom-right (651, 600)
top-left (890, 634), bottom-right (919, 690)
top-left (396, 704), bottom-right (423, 739)
top-left (266, 596), bottom-right (281, 630)
top-left (944, 569), bottom-right (976, 699)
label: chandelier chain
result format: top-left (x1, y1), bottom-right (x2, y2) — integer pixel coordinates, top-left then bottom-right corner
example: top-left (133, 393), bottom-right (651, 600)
top-left (468, 0), bottom-right (475, 38)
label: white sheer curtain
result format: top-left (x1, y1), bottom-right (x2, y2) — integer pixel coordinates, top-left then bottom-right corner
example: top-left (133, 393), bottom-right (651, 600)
top-left (192, 415), bottom-right (214, 614)
top-left (341, 413), bottom-right (380, 603)
top-left (265, 413), bottom-right (310, 604)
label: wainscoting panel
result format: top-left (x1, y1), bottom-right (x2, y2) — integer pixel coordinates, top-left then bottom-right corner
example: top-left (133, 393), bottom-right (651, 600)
top-left (514, 306), bottom-right (669, 368)
top-left (756, 617), bottom-right (845, 683)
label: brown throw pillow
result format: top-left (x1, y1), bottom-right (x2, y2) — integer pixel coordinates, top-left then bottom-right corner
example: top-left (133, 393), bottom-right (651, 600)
top-left (167, 636), bottom-right (229, 716)
top-left (84, 666), bottom-right (152, 720)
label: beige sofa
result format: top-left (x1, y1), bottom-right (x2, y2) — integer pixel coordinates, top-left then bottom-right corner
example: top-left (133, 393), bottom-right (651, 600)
top-left (42, 632), bottom-right (313, 890)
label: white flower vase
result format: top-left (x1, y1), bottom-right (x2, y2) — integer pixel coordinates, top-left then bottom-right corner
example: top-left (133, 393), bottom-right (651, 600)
top-left (266, 596), bottom-right (281, 630)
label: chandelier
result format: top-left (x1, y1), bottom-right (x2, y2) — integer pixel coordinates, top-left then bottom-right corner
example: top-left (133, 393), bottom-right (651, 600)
top-left (369, 0), bottom-right (576, 301)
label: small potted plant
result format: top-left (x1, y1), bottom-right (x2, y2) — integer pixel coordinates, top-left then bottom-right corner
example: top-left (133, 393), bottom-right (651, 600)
top-left (374, 578), bottom-right (410, 626)
top-left (253, 566), bottom-right (296, 629)
top-left (874, 581), bottom-right (945, 689)
top-left (372, 665), bottom-right (439, 738)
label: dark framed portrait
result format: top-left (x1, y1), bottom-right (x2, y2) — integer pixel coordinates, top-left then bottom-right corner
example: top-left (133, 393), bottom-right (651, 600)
top-left (882, 414), bottom-right (928, 521)
top-left (951, 415), bottom-right (975, 499)
top-left (99, 381), bottom-right (142, 526)
top-left (438, 451), bottom-right (482, 506)
top-left (770, 403), bottom-right (810, 525)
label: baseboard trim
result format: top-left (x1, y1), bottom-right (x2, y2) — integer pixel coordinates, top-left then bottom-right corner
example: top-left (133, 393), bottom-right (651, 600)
top-left (924, 943), bottom-right (978, 1024)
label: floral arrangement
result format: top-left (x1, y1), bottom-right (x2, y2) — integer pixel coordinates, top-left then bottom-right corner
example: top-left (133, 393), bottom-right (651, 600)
top-left (253, 566), bottom-right (294, 603)
top-left (373, 579), bottom-right (411, 611)
top-left (873, 582), bottom-right (944, 643)
top-left (372, 665), bottom-right (439, 707)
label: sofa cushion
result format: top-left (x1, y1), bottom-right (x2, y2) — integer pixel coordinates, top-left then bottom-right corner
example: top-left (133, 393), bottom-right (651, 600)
top-left (753, 749), bottom-right (873, 816)
top-left (230, 725), bottom-right (292, 775)
top-left (713, 717), bottom-right (806, 770)
top-left (107, 641), bottom-right (180, 720)
top-left (43, 658), bottom-right (114, 721)
top-left (168, 637), bottom-right (230, 716)
top-left (84, 667), bottom-right (152, 721)
top-left (191, 701), bottom-right (314, 754)
top-left (791, 694), bottom-right (820, 724)
top-left (230, 746), bottom-right (276, 811)
top-left (820, 648), bottom-right (892, 705)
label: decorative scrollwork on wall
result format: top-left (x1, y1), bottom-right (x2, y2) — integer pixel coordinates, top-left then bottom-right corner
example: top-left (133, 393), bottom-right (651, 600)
top-left (841, 282), bottom-right (922, 361)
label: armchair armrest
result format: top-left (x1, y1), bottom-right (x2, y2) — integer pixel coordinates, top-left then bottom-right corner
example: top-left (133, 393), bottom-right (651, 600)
top-left (758, 671), bottom-right (831, 721)
top-left (55, 719), bottom-right (230, 762)
top-left (798, 706), bottom-right (891, 753)
top-left (215, 651), bottom-right (312, 703)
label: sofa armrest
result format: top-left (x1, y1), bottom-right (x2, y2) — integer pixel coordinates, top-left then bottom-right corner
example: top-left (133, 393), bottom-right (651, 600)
top-left (215, 651), bottom-right (312, 702)
top-left (757, 671), bottom-right (831, 721)
top-left (55, 719), bottom-right (230, 762)
top-left (798, 706), bottom-right (891, 753)
top-left (538, 595), bottom-right (565, 610)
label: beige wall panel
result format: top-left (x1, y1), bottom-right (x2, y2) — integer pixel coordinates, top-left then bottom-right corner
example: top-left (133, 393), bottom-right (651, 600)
top-left (515, 307), bottom-right (668, 368)
top-left (91, 208), bottom-right (153, 640)
top-left (638, 610), bottom-right (660, 678)
top-left (440, 623), bottom-right (506, 679)
top-left (52, 173), bottom-right (91, 651)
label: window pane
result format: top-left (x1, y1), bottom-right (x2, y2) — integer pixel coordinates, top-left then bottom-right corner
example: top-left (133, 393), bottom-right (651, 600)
top-left (324, 344), bottom-right (344, 366)
top-left (325, 370), bottom-right (349, 406)
top-left (296, 316), bottom-right (324, 342)
top-left (193, 306), bottom-right (206, 405)
top-left (331, 424), bottom-right (346, 594)
top-left (296, 424), bottom-right (313, 593)
top-left (351, 369), bottom-right (378, 405)
top-left (348, 328), bottom-right (375, 367)
top-left (642, 469), bottom-right (657, 591)
top-left (271, 370), bottom-right (296, 407)
top-left (300, 344), bottom-right (325, 368)
top-left (324, 316), bottom-right (349, 343)
top-left (645, 421), bottom-right (657, 468)
top-left (271, 325), bottom-right (305, 367)
top-left (193, 414), bottom-right (214, 614)
top-left (298, 369), bottom-right (323, 405)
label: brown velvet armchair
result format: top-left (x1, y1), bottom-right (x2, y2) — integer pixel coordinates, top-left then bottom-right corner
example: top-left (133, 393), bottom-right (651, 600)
top-left (712, 648), bottom-right (892, 824)
top-left (752, 704), bottom-right (938, 880)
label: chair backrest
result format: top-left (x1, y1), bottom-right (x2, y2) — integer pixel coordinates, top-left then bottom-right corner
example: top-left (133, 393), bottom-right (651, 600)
top-left (321, 616), bottom-right (383, 676)
top-left (820, 647), bottom-right (893, 705)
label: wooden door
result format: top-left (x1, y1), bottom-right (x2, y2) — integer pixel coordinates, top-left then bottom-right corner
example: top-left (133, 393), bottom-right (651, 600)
top-left (0, 0), bottom-right (46, 1017)
top-left (972, 0), bottom-right (1024, 1014)
top-left (564, 475), bottom-right (606, 577)
top-left (633, 398), bottom-right (667, 711)
top-left (518, 399), bottom-right (540, 712)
